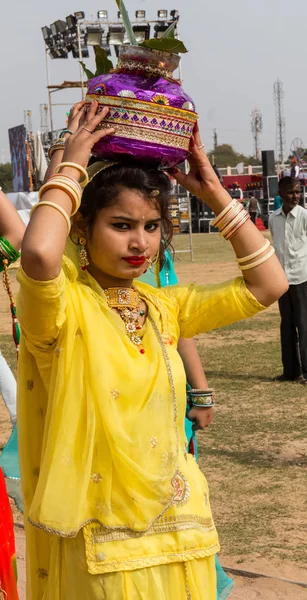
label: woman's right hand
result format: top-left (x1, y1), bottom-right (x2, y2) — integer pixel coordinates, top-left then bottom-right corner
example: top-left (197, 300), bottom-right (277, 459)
top-left (61, 101), bottom-right (115, 173)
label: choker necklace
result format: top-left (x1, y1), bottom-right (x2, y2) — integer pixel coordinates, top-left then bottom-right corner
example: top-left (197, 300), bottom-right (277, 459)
top-left (104, 287), bottom-right (146, 354)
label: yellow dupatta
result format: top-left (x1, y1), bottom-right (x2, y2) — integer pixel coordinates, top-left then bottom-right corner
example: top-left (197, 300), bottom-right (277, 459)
top-left (17, 239), bottom-right (188, 537)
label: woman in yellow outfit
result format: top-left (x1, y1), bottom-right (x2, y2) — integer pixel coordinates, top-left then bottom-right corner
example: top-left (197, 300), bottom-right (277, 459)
top-left (17, 103), bottom-right (288, 599)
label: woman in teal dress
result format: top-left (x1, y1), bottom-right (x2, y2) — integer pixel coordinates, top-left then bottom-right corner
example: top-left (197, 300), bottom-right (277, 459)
top-left (140, 249), bottom-right (234, 600)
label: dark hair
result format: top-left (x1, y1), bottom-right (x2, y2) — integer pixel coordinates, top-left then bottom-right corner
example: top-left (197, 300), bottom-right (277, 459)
top-left (74, 161), bottom-right (174, 263)
top-left (278, 176), bottom-right (300, 195)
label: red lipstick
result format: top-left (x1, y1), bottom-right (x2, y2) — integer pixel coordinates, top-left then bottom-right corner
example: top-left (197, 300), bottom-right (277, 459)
top-left (123, 256), bottom-right (146, 266)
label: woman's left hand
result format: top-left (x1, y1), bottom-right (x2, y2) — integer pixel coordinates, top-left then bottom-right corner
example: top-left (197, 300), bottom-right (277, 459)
top-left (167, 124), bottom-right (229, 210)
top-left (187, 406), bottom-right (214, 431)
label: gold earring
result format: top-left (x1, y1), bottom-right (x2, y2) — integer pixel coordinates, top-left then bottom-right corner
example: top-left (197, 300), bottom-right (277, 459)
top-left (79, 237), bottom-right (89, 271)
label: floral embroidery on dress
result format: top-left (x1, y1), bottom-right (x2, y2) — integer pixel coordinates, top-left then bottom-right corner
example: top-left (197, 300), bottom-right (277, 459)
top-left (172, 471), bottom-right (190, 506)
top-left (26, 379), bottom-right (34, 390)
top-left (75, 327), bottom-right (82, 337)
top-left (111, 389), bottom-right (120, 400)
top-left (91, 472), bottom-right (103, 483)
top-left (37, 568), bottom-right (48, 579)
top-left (151, 437), bottom-right (157, 448)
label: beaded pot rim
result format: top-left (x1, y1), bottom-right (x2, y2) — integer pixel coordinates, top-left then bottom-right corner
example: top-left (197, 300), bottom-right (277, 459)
top-left (85, 94), bottom-right (197, 119)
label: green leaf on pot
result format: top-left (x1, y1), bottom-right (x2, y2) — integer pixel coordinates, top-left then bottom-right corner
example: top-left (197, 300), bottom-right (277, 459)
top-left (140, 38), bottom-right (188, 54)
top-left (159, 20), bottom-right (177, 39)
top-left (79, 62), bottom-right (95, 80)
top-left (114, 0), bottom-right (137, 46)
top-left (94, 46), bottom-right (113, 75)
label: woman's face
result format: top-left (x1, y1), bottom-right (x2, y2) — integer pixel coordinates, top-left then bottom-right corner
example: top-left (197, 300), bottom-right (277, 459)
top-left (86, 187), bottom-right (162, 288)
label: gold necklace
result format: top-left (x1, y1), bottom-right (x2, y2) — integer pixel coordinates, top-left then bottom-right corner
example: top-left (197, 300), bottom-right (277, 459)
top-left (104, 287), bottom-right (146, 354)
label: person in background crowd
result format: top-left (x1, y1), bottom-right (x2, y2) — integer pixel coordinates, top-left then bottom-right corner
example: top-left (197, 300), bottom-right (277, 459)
top-left (246, 192), bottom-right (259, 224)
top-left (290, 157), bottom-right (300, 179)
top-left (274, 193), bottom-right (282, 211)
top-left (270, 176), bottom-right (307, 384)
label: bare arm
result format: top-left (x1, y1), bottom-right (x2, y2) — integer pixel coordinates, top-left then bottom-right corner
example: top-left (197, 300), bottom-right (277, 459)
top-left (21, 104), bottom-right (115, 281)
top-left (169, 128), bottom-right (288, 307)
top-left (43, 102), bottom-right (86, 184)
top-left (0, 189), bottom-right (25, 250)
top-left (177, 337), bottom-right (213, 430)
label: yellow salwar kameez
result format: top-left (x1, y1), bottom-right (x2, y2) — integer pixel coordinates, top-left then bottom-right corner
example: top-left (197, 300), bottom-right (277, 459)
top-left (16, 250), bottom-right (265, 599)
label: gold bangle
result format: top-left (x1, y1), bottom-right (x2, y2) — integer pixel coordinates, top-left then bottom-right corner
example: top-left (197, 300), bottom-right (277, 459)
top-left (30, 201), bottom-right (71, 235)
top-left (237, 239), bottom-right (270, 264)
top-left (38, 181), bottom-right (80, 216)
top-left (212, 199), bottom-right (237, 227)
top-left (219, 204), bottom-right (244, 234)
top-left (54, 162), bottom-right (89, 186)
top-left (218, 202), bottom-right (243, 230)
top-left (220, 208), bottom-right (246, 238)
top-left (48, 143), bottom-right (65, 159)
top-left (45, 176), bottom-right (82, 215)
top-left (239, 246), bottom-right (275, 271)
top-left (225, 213), bottom-right (250, 240)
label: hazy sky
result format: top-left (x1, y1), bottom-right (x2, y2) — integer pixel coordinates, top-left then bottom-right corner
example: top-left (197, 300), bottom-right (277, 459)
top-left (1, 0), bottom-right (306, 162)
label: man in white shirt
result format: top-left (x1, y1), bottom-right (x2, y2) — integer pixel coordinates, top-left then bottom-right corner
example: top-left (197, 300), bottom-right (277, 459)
top-left (269, 176), bottom-right (307, 384)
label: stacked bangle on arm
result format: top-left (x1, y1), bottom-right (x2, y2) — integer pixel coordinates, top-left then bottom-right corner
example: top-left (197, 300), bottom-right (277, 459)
top-left (188, 389), bottom-right (215, 408)
top-left (212, 201), bottom-right (250, 241)
top-left (237, 239), bottom-right (275, 271)
top-left (0, 235), bottom-right (20, 271)
top-left (30, 162), bottom-right (86, 236)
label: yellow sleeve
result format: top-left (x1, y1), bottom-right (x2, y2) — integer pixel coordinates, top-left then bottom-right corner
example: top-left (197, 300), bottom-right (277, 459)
top-left (16, 266), bottom-right (66, 349)
top-left (163, 277), bottom-right (265, 338)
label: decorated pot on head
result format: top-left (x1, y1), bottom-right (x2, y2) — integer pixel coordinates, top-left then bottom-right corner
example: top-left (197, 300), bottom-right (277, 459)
top-left (85, 45), bottom-right (198, 168)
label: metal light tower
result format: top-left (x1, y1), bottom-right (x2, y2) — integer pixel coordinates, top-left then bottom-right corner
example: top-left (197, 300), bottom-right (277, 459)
top-left (274, 79), bottom-right (286, 165)
top-left (40, 104), bottom-right (49, 133)
top-left (251, 108), bottom-right (263, 160)
top-left (213, 128), bottom-right (218, 150)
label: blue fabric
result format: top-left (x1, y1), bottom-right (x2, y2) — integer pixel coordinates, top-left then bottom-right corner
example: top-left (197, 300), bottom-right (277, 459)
top-left (0, 424), bottom-right (23, 511)
top-left (274, 195), bottom-right (282, 211)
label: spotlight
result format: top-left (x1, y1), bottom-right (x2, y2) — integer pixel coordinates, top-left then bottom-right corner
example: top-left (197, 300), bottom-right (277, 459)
top-left (66, 14), bottom-right (77, 30)
top-left (42, 26), bottom-right (52, 41)
top-left (97, 10), bottom-right (108, 19)
top-left (133, 24), bottom-right (150, 43)
top-left (72, 44), bottom-right (89, 58)
top-left (86, 27), bottom-right (104, 46)
top-left (49, 46), bottom-right (69, 59)
top-left (107, 25), bottom-right (125, 45)
top-left (50, 20), bottom-right (67, 37)
top-left (117, 11), bottom-right (122, 19)
top-left (135, 10), bottom-right (146, 19)
top-left (157, 10), bottom-right (168, 19)
top-left (74, 11), bottom-right (85, 20)
top-left (170, 9), bottom-right (179, 19)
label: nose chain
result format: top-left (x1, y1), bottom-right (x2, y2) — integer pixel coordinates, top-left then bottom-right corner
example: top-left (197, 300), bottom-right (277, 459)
top-left (104, 287), bottom-right (146, 354)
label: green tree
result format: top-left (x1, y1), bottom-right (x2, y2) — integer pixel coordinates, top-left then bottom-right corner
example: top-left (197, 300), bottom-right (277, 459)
top-left (0, 163), bottom-right (13, 192)
top-left (207, 144), bottom-right (259, 168)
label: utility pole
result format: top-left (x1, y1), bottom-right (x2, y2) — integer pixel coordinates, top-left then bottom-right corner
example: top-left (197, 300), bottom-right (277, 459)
top-left (274, 79), bottom-right (286, 165)
top-left (213, 128), bottom-right (218, 150)
top-left (251, 108), bottom-right (263, 160)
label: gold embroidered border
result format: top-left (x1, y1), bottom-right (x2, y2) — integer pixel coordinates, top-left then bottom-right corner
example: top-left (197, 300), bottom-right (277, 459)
top-left (91, 514), bottom-right (214, 544)
top-left (83, 532), bottom-right (220, 575)
top-left (96, 122), bottom-right (190, 150)
top-left (100, 108), bottom-right (193, 137)
top-left (85, 94), bottom-right (198, 121)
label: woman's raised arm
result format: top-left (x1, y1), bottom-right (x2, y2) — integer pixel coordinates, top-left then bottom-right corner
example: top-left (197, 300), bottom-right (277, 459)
top-left (0, 189), bottom-right (25, 250)
top-left (21, 103), bottom-right (114, 281)
top-left (168, 126), bottom-right (288, 307)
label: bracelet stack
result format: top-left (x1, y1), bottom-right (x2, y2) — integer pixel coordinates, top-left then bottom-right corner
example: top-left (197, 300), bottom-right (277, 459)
top-left (48, 130), bottom-right (74, 159)
top-left (0, 235), bottom-right (20, 272)
top-left (237, 239), bottom-right (275, 271)
top-left (212, 200), bottom-right (250, 240)
top-left (31, 162), bottom-right (88, 236)
top-left (188, 388), bottom-right (215, 408)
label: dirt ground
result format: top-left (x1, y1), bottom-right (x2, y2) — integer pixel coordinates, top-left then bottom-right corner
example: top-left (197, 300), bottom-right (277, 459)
top-left (1, 259), bottom-right (307, 599)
